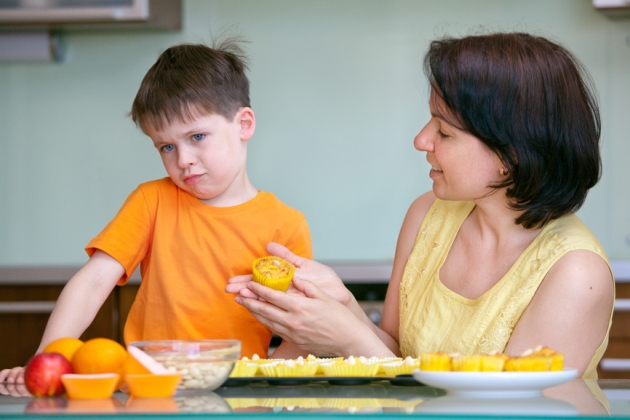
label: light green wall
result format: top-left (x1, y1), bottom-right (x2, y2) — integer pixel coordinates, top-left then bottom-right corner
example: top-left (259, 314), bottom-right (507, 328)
top-left (1, 0), bottom-right (629, 265)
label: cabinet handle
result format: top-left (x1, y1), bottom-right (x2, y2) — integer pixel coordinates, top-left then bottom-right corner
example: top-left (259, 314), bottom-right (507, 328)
top-left (0, 301), bottom-right (56, 313)
top-left (614, 299), bottom-right (630, 312)
top-left (600, 358), bottom-right (630, 371)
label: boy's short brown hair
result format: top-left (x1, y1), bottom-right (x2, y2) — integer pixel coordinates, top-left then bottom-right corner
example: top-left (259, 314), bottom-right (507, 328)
top-left (130, 38), bottom-right (250, 133)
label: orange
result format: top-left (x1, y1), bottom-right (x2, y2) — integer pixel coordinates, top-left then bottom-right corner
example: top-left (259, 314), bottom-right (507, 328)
top-left (71, 338), bottom-right (127, 382)
top-left (122, 353), bottom-right (151, 375)
top-left (42, 337), bottom-right (84, 362)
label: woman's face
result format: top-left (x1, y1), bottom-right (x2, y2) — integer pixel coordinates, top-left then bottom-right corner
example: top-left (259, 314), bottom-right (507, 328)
top-left (414, 92), bottom-right (505, 202)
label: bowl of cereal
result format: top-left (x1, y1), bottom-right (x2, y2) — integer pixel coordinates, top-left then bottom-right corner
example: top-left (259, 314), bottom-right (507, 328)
top-left (128, 340), bottom-right (241, 391)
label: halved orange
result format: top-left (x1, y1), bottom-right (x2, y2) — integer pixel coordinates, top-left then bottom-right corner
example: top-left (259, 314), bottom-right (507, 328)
top-left (125, 373), bottom-right (181, 398)
top-left (61, 374), bottom-right (120, 399)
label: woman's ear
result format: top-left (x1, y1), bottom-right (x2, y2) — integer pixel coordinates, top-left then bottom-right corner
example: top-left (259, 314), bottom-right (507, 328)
top-left (237, 107), bottom-right (256, 141)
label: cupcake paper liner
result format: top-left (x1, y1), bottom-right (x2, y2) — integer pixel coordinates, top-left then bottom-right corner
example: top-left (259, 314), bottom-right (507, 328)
top-left (252, 256), bottom-right (295, 292)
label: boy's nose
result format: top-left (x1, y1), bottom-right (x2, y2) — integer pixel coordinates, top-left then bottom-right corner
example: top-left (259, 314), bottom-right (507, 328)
top-left (177, 150), bottom-right (196, 168)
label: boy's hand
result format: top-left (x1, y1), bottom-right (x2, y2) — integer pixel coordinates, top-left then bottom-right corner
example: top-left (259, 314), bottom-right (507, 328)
top-left (0, 367), bottom-right (29, 397)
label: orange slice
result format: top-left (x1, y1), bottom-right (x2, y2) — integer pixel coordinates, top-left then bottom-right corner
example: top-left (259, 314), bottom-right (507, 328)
top-left (125, 373), bottom-right (181, 398)
top-left (61, 374), bottom-right (120, 400)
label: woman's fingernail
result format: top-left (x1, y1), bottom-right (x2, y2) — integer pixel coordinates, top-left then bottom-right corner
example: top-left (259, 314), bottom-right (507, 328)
top-left (235, 297), bottom-right (243, 304)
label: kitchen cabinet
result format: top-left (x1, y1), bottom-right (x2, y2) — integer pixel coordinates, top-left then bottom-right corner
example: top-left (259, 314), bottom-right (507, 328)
top-left (0, 284), bottom-right (118, 369)
top-left (598, 282), bottom-right (630, 379)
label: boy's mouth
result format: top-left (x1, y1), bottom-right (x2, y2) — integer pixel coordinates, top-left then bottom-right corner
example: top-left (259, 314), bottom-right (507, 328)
top-left (183, 174), bottom-right (203, 185)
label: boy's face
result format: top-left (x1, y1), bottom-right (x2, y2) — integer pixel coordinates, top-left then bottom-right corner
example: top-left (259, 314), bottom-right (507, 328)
top-left (145, 108), bottom-right (256, 206)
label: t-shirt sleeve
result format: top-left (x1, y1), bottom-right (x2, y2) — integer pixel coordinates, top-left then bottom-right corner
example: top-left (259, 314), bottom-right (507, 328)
top-left (284, 217), bottom-right (313, 260)
top-left (85, 186), bottom-right (153, 285)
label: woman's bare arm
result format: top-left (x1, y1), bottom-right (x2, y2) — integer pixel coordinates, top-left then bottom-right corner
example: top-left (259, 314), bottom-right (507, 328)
top-left (505, 250), bottom-right (613, 377)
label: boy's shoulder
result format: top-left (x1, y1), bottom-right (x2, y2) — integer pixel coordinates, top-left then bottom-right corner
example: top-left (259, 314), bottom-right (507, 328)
top-left (251, 191), bottom-right (307, 220)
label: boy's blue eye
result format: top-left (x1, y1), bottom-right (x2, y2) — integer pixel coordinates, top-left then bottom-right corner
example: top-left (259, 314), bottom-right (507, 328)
top-left (162, 144), bottom-right (174, 152)
top-left (192, 134), bottom-right (205, 141)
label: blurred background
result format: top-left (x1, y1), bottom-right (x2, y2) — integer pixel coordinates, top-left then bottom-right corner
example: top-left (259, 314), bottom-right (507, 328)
top-left (1, 0), bottom-right (629, 266)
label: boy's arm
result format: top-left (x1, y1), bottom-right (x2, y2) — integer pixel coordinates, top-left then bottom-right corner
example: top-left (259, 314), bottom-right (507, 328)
top-left (0, 250), bottom-right (125, 385)
top-left (37, 250), bottom-right (125, 352)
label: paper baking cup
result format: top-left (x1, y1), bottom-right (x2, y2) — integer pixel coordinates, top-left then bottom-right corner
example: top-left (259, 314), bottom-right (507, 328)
top-left (229, 362), bottom-right (258, 377)
top-left (61, 373), bottom-right (120, 400)
top-left (320, 363), bottom-right (381, 377)
top-left (252, 256), bottom-right (295, 292)
top-left (274, 363), bottom-right (319, 377)
top-left (380, 362), bottom-right (419, 376)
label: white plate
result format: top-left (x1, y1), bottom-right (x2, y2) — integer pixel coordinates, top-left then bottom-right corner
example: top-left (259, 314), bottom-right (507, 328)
top-left (412, 368), bottom-right (578, 399)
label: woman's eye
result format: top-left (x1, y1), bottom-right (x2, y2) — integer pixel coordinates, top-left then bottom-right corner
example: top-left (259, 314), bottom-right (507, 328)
top-left (192, 134), bottom-right (205, 141)
top-left (161, 144), bottom-right (174, 152)
top-left (437, 129), bottom-right (448, 139)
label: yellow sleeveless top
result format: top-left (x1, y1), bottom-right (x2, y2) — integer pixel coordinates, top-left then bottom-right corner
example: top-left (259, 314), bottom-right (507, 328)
top-left (399, 199), bottom-right (613, 379)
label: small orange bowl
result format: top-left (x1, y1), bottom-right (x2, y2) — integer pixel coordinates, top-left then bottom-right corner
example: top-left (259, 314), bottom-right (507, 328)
top-left (125, 373), bottom-right (182, 398)
top-left (61, 374), bottom-right (120, 400)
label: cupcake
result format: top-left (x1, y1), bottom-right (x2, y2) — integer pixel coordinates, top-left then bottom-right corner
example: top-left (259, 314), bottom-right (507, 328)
top-left (229, 361), bottom-right (259, 377)
top-left (450, 354), bottom-right (482, 372)
top-left (320, 356), bottom-right (381, 377)
top-left (532, 346), bottom-right (564, 371)
top-left (504, 347), bottom-right (553, 372)
top-left (479, 352), bottom-right (508, 372)
top-left (252, 256), bottom-right (296, 292)
top-left (420, 352), bottom-right (451, 371)
top-left (381, 357), bottom-right (420, 376)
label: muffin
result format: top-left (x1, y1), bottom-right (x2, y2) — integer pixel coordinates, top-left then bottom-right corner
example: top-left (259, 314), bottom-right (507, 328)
top-left (532, 346), bottom-right (564, 371)
top-left (252, 256), bottom-right (296, 292)
top-left (420, 352), bottom-right (451, 371)
top-left (319, 356), bottom-right (381, 377)
top-left (380, 357), bottom-right (420, 376)
top-left (479, 352), bottom-right (508, 372)
top-left (451, 354), bottom-right (482, 372)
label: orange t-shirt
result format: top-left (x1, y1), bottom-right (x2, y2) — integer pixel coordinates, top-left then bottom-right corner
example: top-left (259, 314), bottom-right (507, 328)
top-left (86, 178), bottom-right (312, 358)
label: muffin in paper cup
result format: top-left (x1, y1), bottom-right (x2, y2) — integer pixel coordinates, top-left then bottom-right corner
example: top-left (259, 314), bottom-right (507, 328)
top-left (252, 256), bottom-right (296, 292)
top-left (451, 354), bottom-right (482, 372)
top-left (420, 352), bottom-right (451, 371)
top-left (229, 361), bottom-right (259, 377)
top-left (381, 359), bottom-right (419, 376)
top-left (320, 361), bottom-right (381, 377)
top-left (479, 353), bottom-right (508, 371)
top-left (504, 355), bottom-right (552, 372)
top-left (275, 362), bottom-right (319, 377)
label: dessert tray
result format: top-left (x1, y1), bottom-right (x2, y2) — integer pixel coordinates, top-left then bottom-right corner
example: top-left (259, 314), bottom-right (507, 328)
top-left (224, 374), bottom-right (422, 387)
top-left (412, 368), bottom-right (578, 398)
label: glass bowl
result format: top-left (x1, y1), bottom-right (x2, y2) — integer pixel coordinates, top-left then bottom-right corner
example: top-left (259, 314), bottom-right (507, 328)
top-left (128, 340), bottom-right (241, 391)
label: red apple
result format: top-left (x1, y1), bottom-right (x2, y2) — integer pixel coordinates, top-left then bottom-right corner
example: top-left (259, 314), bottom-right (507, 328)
top-left (24, 352), bottom-right (73, 397)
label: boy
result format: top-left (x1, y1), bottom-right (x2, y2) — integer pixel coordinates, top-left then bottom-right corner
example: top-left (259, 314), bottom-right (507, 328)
top-left (0, 40), bottom-right (312, 384)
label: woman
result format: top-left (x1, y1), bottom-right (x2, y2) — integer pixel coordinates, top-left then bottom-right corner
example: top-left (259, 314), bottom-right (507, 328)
top-left (227, 32), bottom-right (614, 379)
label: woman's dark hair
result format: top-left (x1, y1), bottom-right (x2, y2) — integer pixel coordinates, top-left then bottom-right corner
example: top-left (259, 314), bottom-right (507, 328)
top-left (424, 32), bottom-right (601, 229)
top-left (130, 37), bottom-right (250, 133)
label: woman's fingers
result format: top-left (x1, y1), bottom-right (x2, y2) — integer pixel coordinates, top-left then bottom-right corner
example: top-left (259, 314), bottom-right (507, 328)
top-left (266, 242), bottom-right (306, 268)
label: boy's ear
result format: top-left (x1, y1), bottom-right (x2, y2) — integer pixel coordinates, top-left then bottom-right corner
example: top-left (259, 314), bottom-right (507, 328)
top-left (237, 107), bottom-right (256, 141)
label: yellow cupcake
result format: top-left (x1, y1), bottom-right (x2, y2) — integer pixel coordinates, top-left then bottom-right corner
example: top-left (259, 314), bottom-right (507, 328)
top-left (420, 352), bottom-right (451, 371)
top-left (275, 360), bottom-right (319, 377)
top-left (320, 356), bottom-right (381, 377)
top-left (451, 354), bottom-right (482, 372)
top-left (532, 346), bottom-right (564, 371)
top-left (479, 353), bottom-right (508, 372)
top-left (229, 361), bottom-right (259, 377)
top-left (252, 256), bottom-right (295, 292)
top-left (380, 357), bottom-right (420, 376)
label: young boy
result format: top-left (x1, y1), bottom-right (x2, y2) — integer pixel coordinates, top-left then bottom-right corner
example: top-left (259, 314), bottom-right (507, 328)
top-left (0, 40), bottom-right (312, 384)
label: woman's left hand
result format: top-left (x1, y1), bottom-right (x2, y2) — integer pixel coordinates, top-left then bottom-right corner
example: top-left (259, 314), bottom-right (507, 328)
top-left (234, 275), bottom-right (386, 357)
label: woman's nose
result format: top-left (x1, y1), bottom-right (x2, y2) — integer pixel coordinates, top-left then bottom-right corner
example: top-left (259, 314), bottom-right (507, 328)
top-left (414, 122), bottom-right (434, 152)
